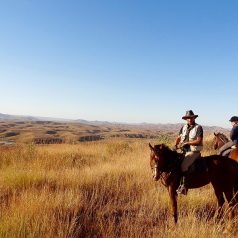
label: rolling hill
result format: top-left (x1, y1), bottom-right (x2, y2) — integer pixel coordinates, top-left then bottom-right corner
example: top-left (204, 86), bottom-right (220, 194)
top-left (0, 113), bottom-right (229, 144)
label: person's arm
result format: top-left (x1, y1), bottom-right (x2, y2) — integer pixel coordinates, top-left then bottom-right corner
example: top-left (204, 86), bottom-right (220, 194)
top-left (174, 127), bottom-right (183, 148)
top-left (230, 126), bottom-right (238, 145)
top-left (230, 127), bottom-right (236, 141)
top-left (175, 136), bottom-right (181, 148)
top-left (184, 136), bottom-right (202, 146)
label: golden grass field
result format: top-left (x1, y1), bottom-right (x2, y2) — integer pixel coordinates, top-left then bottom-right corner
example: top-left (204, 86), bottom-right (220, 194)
top-left (0, 135), bottom-right (237, 238)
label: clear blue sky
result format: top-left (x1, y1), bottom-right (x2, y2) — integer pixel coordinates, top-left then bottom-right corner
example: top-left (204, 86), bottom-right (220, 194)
top-left (0, 0), bottom-right (238, 128)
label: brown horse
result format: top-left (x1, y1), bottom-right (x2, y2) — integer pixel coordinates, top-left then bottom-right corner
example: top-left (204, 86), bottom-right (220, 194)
top-left (149, 143), bottom-right (238, 223)
top-left (213, 132), bottom-right (238, 163)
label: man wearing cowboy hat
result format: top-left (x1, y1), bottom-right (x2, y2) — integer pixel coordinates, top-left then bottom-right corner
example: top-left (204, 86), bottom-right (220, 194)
top-left (174, 110), bottom-right (203, 195)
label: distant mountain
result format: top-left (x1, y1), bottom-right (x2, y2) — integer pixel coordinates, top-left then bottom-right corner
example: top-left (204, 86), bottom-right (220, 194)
top-left (0, 113), bottom-right (71, 122)
top-left (0, 112), bottom-right (228, 133)
top-left (0, 113), bottom-right (37, 121)
top-left (73, 119), bottom-right (114, 125)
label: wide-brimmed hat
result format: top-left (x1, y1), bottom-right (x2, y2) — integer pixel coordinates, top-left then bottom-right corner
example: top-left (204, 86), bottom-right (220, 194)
top-left (182, 110), bottom-right (198, 120)
top-left (229, 116), bottom-right (238, 122)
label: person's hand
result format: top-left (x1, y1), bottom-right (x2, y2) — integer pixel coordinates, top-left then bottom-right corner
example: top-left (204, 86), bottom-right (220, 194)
top-left (172, 145), bottom-right (178, 151)
top-left (181, 142), bottom-right (190, 150)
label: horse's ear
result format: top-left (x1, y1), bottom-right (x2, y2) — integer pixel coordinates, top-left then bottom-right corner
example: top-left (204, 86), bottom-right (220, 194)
top-left (160, 144), bottom-right (165, 149)
top-left (149, 143), bottom-right (154, 151)
top-left (214, 132), bottom-right (217, 136)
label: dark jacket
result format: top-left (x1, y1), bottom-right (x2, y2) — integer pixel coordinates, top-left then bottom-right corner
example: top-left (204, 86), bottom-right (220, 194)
top-left (230, 124), bottom-right (238, 146)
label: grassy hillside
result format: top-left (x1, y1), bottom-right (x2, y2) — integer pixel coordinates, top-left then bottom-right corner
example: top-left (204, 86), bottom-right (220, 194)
top-left (0, 119), bottom-right (228, 144)
top-left (0, 136), bottom-right (237, 237)
top-left (0, 120), bottom-right (177, 144)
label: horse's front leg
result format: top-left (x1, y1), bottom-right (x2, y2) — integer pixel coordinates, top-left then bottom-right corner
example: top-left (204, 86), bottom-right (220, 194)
top-left (211, 182), bottom-right (225, 220)
top-left (224, 185), bottom-right (236, 220)
top-left (168, 185), bottom-right (178, 223)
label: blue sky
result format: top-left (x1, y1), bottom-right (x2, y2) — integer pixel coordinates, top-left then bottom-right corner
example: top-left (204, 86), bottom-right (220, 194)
top-left (0, 1), bottom-right (238, 128)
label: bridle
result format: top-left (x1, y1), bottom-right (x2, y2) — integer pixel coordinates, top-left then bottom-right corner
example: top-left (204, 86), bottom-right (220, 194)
top-left (218, 134), bottom-right (226, 144)
top-left (215, 133), bottom-right (228, 149)
top-left (160, 172), bottom-right (172, 186)
top-left (150, 154), bottom-right (161, 180)
top-left (150, 147), bottom-right (182, 186)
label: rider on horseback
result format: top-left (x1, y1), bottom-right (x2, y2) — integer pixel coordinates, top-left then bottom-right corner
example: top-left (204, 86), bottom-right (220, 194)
top-left (174, 110), bottom-right (203, 195)
top-left (218, 116), bottom-right (238, 156)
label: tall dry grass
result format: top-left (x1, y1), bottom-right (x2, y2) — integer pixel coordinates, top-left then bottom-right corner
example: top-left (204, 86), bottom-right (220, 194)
top-left (0, 137), bottom-right (237, 237)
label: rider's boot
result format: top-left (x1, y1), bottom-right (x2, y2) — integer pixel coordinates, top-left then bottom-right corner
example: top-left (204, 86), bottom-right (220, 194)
top-left (176, 173), bottom-right (188, 195)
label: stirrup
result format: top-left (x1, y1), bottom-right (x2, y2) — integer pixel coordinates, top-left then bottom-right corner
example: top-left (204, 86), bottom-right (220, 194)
top-left (176, 184), bottom-right (187, 195)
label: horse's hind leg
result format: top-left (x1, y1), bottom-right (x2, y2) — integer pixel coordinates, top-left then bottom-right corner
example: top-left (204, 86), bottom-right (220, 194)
top-left (223, 187), bottom-right (237, 234)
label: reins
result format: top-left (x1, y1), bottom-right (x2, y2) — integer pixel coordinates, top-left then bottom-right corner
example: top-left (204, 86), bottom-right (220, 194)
top-left (217, 133), bottom-right (229, 145)
top-left (160, 171), bottom-right (172, 186)
top-left (219, 135), bottom-right (227, 144)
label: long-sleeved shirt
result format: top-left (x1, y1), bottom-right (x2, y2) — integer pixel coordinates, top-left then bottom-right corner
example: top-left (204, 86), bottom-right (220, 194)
top-left (230, 124), bottom-right (238, 145)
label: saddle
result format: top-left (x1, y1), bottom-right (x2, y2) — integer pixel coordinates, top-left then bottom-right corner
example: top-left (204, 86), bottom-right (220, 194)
top-left (187, 157), bottom-right (208, 174)
top-left (220, 145), bottom-right (238, 157)
top-left (229, 148), bottom-right (238, 161)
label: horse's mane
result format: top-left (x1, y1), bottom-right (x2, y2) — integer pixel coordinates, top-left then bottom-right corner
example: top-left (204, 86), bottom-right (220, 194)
top-left (154, 144), bottom-right (171, 153)
top-left (153, 144), bottom-right (181, 173)
top-left (154, 144), bottom-right (178, 161)
top-left (217, 132), bottom-right (229, 143)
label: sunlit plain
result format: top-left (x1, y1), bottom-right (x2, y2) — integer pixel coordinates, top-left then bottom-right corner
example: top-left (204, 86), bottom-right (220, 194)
top-left (0, 137), bottom-right (237, 237)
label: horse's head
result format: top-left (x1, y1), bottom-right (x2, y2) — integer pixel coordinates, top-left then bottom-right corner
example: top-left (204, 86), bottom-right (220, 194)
top-left (213, 132), bottom-right (229, 150)
top-left (149, 143), bottom-right (172, 181)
